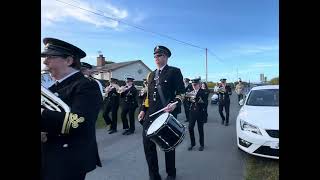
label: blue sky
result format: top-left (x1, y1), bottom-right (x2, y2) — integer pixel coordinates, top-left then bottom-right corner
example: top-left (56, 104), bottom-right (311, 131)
top-left (41, 0), bottom-right (279, 83)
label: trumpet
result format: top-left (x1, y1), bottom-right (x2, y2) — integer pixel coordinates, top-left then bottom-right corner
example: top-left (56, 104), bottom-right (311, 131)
top-left (117, 85), bottom-right (130, 94)
top-left (105, 84), bottom-right (120, 95)
top-left (139, 86), bottom-right (147, 96)
top-left (185, 91), bottom-right (196, 102)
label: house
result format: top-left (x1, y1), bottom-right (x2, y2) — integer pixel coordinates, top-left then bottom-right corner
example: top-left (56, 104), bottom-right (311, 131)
top-left (92, 54), bottom-right (152, 82)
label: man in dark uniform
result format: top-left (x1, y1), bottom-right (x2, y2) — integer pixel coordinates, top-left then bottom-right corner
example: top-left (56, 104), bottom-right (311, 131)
top-left (138, 45), bottom-right (185, 180)
top-left (120, 75), bottom-right (138, 135)
top-left (138, 78), bottom-right (148, 107)
top-left (187, 78), bottom-right (206, 151)
top-left (103, 78), bottom-right (120, 134)
top-left (217, 78), bottom-right (232, 126)
top-left (41, 37), bottom-right (102, 180)
top-left (183, 78), bottom-right (193, 122)
top-left (80, 62), bottom-right (104, 97)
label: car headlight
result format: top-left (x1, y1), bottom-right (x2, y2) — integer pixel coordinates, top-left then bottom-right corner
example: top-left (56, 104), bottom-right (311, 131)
top-left (240, 119), bottom-right (262, 135)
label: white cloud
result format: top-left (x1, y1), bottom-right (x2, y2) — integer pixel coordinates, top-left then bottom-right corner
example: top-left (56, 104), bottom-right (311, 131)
top-left (233, 44), bottom-right (279, 55)
top-left (250, 62), bottom-right (279, 68)
top-left (41, 0), bottom-right (128, 29)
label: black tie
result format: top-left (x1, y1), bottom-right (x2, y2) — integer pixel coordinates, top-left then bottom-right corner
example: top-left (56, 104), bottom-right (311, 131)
top-left (157, 69), bottom-right (161, 78)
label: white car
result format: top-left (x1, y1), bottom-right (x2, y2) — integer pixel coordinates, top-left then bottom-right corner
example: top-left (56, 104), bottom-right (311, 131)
top-left (236, 85), bottom-right (279, 159)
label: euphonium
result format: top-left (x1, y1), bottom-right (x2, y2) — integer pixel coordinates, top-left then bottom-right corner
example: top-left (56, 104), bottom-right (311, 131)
top-left (41, 71), bottom-right (70, 142)
top-left (41, 71), bottom-right (70, 112)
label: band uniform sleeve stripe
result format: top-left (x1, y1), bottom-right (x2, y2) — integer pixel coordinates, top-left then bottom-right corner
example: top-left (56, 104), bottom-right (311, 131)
top-left (61, 112), bottom-right (70, 134)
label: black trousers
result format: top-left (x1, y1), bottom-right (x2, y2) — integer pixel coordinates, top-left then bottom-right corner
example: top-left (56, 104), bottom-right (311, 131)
top-left (103, 103), bottom-right (119, 130)
top-left (237, 94), bottom-right (243, 102)
top-left (183, 101), bottom-right (191, 121)
top-left (121, 104), bottom-right (137, 132)
top-left (188, 111), bottom-right (204, 146)
top-left (142, 113), bottom-right (177, 179)
top-left (42, 170), bottom-right (86, 180)
top-left (204, 103), bottom-right (208, 122)
top-left (218, 101), bottom-right (230, 123)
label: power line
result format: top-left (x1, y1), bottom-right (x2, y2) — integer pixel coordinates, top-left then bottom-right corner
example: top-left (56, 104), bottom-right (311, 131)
top-left (55, 0), bottom-right (205, 50)
top-left (207, 49), bottom-right (224, 64)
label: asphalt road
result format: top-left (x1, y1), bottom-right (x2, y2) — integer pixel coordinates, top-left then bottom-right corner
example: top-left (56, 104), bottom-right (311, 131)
top-left (87, 91), bottom-right (246, 180)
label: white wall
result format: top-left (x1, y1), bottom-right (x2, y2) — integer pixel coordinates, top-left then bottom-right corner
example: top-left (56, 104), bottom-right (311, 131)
top-left (92, 62), bottom-right (151, 81)
top-left (112, 62), bottom-right (151, 81)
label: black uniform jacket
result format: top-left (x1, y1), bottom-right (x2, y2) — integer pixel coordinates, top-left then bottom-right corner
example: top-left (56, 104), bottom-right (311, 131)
top-left (120, 85), bottom-right (138, 108)
top-left (105, 85), bottom-right (120, 106)
top-left (141, 65), bottom-right (185, 125)
top-left (218, 85), bottom-right (232, 103)
top-left (189, 88), bottom-right (207, 116)
top-left (41, 72), bottom-right (103, 174)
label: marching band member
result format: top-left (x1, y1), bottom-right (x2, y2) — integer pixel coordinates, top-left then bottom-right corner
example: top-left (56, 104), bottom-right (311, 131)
top-left (41, 37), bottom-right (102, 180)
top-left (187, 78), bottom-right (206, 151)
top-left (201, 82), bottom-right (210, 123)
top-left (119, 75), bottom-right (138, 135)
top-left (183, 78), bottom-right (193, 122)
top-left (80, 62), bottom-right (104, 97)
top-left (138, 78), bottom-right (148, 107)
top-left (103, 78), bottom-right (120, 134)
top-left (217, 78), bottom-right (232, 126)
top-left (138, 45), bottom-right (185, 180)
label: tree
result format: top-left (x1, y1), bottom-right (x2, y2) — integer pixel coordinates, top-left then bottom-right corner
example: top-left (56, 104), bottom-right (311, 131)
top-left (269, 77), bottom-right (279, 85)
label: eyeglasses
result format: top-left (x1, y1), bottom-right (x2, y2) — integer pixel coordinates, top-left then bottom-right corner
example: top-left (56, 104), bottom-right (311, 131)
top-left (45, 55), bottom-right (69, 59)
top-left (154, 54), bottom-right (164, 58)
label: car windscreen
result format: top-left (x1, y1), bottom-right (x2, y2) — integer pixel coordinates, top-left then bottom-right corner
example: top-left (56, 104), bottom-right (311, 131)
top-left (246, 89), bottom-right (279, 106)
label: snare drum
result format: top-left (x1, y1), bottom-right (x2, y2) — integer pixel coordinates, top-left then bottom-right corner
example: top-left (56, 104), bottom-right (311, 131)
top-left (146, 112), bottom-right (186, 152)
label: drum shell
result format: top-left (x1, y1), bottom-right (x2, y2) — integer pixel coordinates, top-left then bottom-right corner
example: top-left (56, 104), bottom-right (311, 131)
top-left (147, 113), bottom-right (186, 152)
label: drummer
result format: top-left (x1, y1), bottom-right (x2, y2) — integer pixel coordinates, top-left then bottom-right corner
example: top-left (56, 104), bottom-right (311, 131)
top-left (187, 77), bottom-right (206, 151)
top-left (138, 45), bottom-right (185, 180)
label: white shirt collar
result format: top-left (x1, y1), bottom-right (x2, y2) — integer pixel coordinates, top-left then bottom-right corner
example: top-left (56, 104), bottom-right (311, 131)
top-left (56, 70), bottom-right (79, 83)
top-left (157, 64), bottom-right (167, 71)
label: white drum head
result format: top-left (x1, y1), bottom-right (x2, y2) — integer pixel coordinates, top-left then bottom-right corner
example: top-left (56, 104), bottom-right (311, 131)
top-left (147, 112), bottom-right (169, 135)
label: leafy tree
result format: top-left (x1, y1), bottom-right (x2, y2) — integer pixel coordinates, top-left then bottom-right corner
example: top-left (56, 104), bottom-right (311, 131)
top-left (269, 77), bottom-right (279, 85)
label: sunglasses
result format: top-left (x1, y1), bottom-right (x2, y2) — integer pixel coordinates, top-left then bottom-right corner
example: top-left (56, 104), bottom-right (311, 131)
top-left (154, 54), bottom-right (164, 58)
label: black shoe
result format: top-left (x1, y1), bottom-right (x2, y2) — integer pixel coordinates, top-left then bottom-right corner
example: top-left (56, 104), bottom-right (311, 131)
top-left (122, 130), bottom-right (129, 135)
top-left (221, 120), bottom-right (225, 125)
top-left (126, 131), bottom-right (134, 135)
top-left (199, 146), bottom-right (204, 151)
top-left (225, 122), bottom-right (229, 126)
top-left (108, 130), bottom-right (117, 134)
top-left (149, 174), bottom-right (162, 180)
top-left (165, 175), bottom-right (176, 180)
top-left (188, 145), bottom-right (195, 151)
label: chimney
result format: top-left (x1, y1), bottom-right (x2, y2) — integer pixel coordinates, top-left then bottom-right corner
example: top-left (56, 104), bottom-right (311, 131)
top-left (97, 54), bottom-right (106, 67)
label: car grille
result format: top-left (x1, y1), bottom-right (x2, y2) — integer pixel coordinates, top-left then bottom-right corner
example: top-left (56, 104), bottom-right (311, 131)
top-left (266, 130), bottom-right (279, 138)
top-left (253, 146), bottom-right (279, 157)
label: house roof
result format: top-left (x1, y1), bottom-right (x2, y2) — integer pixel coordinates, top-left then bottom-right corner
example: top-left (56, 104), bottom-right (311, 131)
top-left (94, 60), bottom-right (152, 72)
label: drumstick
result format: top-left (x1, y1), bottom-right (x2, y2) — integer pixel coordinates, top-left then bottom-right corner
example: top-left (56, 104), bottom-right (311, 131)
top-left (149, 101), bottom-right (178, 118)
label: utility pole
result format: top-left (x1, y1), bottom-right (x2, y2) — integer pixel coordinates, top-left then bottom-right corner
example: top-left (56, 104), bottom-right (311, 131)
top-left (205, 48), bottom-right (208, 82)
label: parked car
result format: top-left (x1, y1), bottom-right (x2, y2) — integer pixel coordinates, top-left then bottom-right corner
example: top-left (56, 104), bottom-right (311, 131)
top-left (211, 93), bottom-right (219, 104)
top-left (236, 85), bottom-right (279, 159)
